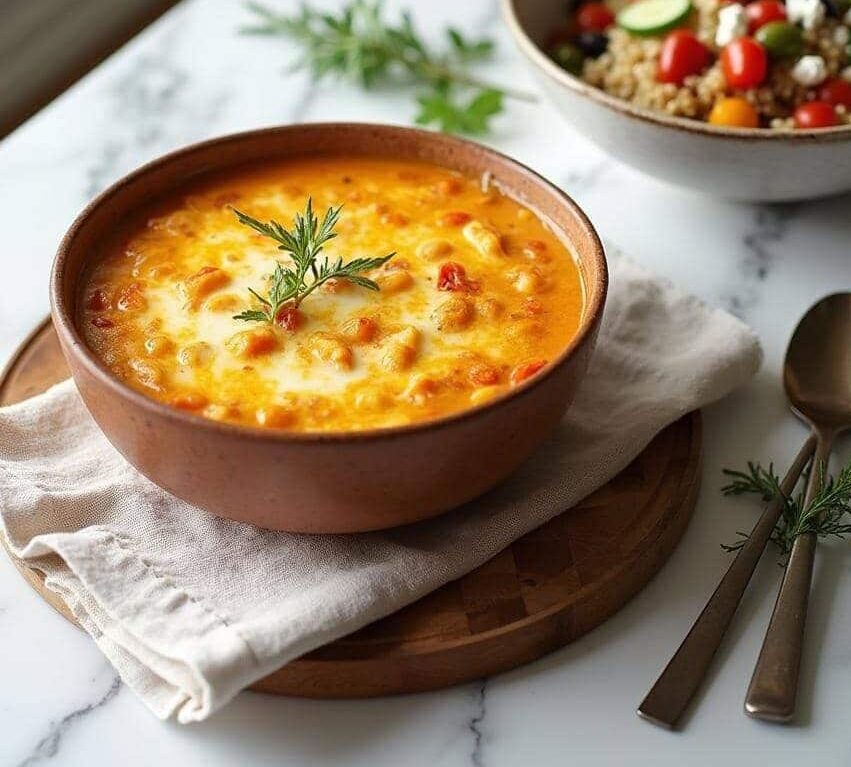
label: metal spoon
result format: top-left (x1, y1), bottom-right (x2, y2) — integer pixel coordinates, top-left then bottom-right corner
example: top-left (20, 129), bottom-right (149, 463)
top-left (745, 292), bottom-right (851, 722)
top-left (638, 292), bottom-right (851, 728)
top-left (637, 440), bottom-right (814, 729)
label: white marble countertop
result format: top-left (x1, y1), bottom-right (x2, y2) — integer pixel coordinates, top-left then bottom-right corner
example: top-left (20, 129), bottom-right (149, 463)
top-left (2, 0), bottom-right (850, 764)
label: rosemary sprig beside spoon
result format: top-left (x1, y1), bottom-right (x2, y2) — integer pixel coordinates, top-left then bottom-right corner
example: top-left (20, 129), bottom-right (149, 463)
top-left (722, 459), bottom-right (851, 561)
top-left (636, 439), bottom-right (817, 730)
top-left (241, 0), bottom-right (536, 134)
top-left (232, 198), bottom-right (395, 324)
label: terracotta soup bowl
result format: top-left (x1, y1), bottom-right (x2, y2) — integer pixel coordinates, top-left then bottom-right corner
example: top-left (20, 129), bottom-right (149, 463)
top-left (51, 123), bottom-right (607, 533)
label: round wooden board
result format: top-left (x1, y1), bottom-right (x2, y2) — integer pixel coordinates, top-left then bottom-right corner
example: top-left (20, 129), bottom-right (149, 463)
top-left (2, 318), bottom-right (701, 698)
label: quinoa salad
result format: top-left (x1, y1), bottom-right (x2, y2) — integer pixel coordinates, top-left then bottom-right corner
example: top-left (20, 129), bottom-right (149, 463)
top-left (547, 0), bottom-right (851, 129)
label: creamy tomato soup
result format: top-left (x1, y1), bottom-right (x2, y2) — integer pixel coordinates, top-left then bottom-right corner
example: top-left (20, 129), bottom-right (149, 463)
top-left (81, 157), bottom-right (585, 432)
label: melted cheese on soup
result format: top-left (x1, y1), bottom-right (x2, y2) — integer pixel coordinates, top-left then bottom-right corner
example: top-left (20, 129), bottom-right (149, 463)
top-left (81, 157), bottom-right (585, 432)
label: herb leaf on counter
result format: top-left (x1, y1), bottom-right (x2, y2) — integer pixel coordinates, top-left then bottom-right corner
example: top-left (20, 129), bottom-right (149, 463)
top-left (416, 87), bottom-right (503, 135)
top-left (446, 28), bottom-right (494, 62)
top-left (241, 0), bottom-right (535, 134)
top-left (232, 198), bottom-right (395, 324)
top-left (721, 460), bottom-right (851, 561)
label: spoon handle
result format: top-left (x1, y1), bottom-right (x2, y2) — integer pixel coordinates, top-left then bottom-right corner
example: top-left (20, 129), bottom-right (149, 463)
top-left (637, 436), bottom-right (816, 729)
top-left (745, 432), bottom-right (833, 722)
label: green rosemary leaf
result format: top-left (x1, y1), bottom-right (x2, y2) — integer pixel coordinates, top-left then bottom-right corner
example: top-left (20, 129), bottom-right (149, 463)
top-left (340, 274), bottom-right (381, 291)
top-left (721, 461), bottom-right (783, 502)
top-left (232, 198), bottom-right (394, 324)
top-left (721, 458), bottom-right (851, 561)
top-left (446, 28), bottom-right (494, 62)
top-left (241, 1), bottom-right (534, 134)
top-left (232, 309), bottom-right (269, 323)
top-left (247, 287), bottom-right (272, 308)
top-left (415, 87), bottom-right (503, 135)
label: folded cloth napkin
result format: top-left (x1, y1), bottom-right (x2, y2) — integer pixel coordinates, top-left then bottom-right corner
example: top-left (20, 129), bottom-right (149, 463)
top-left (0, 256), bottom-right (761, 723)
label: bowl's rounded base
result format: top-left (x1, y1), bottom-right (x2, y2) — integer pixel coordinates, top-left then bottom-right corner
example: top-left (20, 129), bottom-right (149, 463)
top-left (535, 73), bottom-right (851, 203)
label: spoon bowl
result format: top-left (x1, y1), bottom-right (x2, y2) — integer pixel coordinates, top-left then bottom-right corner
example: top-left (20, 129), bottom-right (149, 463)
top-left (784, 293), bottom-right (851, 432)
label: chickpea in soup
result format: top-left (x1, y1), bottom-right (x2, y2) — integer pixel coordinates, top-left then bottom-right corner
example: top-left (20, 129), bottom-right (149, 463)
top-left (81, 157), bottom-right (585, 432)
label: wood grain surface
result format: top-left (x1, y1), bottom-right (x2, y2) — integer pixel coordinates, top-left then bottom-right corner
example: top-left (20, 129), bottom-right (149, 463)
top-left (1, 318), bottom-right (702, 697)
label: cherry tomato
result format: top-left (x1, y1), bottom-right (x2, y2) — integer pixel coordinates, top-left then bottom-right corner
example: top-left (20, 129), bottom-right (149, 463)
top-left (510, 360), bottom-right (548, 387)
top-left (658, 30), bottom-right (711, 85)
top-left (274, 304), bottom-right (304, 331)
top-left (720, 38), bottom-right (768, 89)
top-left (437, 262), bottom-right (479, 292)
top-left (576, 2), bottom-right (615, 32)
top-left (708, 96), bottom-right (760, 127)
top-left (794, 101), bottom-right (839, 128)
top-left (745, 0), bottom-right (786, 32)
top-left (819, 78), bottom-right (851, 109)
top-left (440, 211), bottom-right (472, 227)
top-left (170, 393), bottom-right (208, 411)
top-left (86, 289), bottom-right (111, 311)
top-left (468, 363), bottom-right (500, 387)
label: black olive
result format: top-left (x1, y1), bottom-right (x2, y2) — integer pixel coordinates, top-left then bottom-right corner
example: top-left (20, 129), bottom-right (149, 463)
top-left (550, 43), bottom-right (585, 75)
top-left (578, 31), bottom-right (608, 58)
top-left (821, 0), bottom-right (851, 18)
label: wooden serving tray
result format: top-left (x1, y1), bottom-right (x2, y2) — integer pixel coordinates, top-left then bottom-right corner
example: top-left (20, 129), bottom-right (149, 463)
top-left (1, 318), bottom-right (702, 698)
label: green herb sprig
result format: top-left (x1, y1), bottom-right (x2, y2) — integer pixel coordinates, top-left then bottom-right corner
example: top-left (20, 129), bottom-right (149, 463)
top-left (232, 198), bottom-right (394, 324)
top-left (721, 460), bottom-right (851, 561)
top-left (241, 0), bottom-right (536, 134)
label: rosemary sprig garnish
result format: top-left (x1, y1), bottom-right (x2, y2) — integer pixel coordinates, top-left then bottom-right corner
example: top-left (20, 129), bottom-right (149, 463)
top-left (232, 198), bottom-right (394, 324)
top-left (721, 459), bottom-right (851, 561)
top-left (241, 0), bottom-right (536, 134)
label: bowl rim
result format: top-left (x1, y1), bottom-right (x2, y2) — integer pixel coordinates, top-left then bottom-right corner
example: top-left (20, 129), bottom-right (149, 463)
top-left (502, 0), bottom-right (851, 142)
top-left (51, 122), bottom-right (608, 445)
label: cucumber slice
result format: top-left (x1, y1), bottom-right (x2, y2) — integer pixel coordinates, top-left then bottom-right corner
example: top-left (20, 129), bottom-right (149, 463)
top-left (617, 0), bottom-right (692, 36)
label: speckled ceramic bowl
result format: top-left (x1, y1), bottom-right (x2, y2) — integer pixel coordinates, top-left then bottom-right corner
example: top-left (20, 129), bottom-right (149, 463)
top-left (503, 0), bottom-right (851, 201)
top-left (50, 123), bottom-right (608, 534)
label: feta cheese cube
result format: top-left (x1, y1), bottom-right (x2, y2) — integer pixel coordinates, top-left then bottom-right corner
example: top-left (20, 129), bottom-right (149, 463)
top-left (841, 66), bottom-right (851, 83)
top-left (715, 3), bottom-right (748, 47)
top-left (792, 55), bottom-right (828, 86)
top-left (786, 0), bottom-right (826, 30)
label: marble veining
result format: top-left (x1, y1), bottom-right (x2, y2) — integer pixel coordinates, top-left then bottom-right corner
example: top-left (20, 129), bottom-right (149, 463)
top-left (83, 27), bottom-right (231, 200)
top-left (2, 0), bottom-right (851, 764)
top-left (468, 680), bottom-right (488, 767)
top-left (722, 204), bottom-right (797, 320)
top-left (84, 142), bottom-right (124, 202)
top-left (560, 158), bottom-right (614, 196)
top-left (16, 674), bottom-right (121, 767)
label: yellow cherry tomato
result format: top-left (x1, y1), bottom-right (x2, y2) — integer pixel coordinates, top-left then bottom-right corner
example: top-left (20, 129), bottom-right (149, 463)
top-left (708, 97), bottom-right (759, 128)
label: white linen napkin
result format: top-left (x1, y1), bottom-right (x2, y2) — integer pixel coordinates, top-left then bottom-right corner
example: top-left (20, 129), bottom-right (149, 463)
top-left (0, 256), bottom-right (761, 723)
